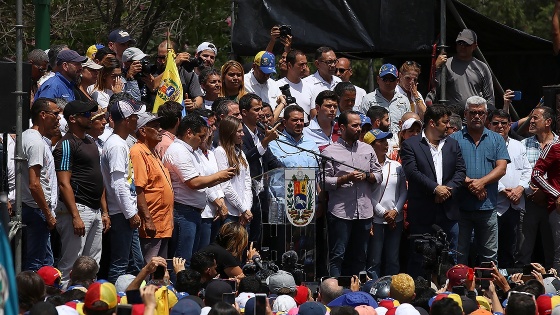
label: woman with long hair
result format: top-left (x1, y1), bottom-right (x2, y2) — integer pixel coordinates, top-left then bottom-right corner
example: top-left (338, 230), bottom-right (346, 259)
top-left (363, 129), bottom-right (407, 278)
top-left (220, 60), bottom-right (246, 102)
top-left (198, 222), bottom-right (258, 278)
top-left (89, 56), bottom-right (124, 108)
top-left (214, 116), bottom-right (253, 226)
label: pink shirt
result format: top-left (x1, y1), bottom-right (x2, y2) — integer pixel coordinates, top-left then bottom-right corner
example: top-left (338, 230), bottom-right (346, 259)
top-left (155, 130), bottom-right (175, 160)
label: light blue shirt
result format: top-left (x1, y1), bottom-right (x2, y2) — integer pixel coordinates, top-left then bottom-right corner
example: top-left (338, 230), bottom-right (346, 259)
top-left (269, 131), bottom-right (319, 168)
top-left (302, 118), bottom-right (334, 149)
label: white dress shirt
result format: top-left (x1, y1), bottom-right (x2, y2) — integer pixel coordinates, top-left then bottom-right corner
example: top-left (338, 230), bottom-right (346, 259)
top-left (497, 137), bottom-right (532, 215)
top-left (214, 146), bottom-right (253, 216)
top-left (244, 70), bottom-right (282, 106)
top-left (422, 131), bottom-right (446, 186)
top-left (196, 149), bottom-right (225, 219)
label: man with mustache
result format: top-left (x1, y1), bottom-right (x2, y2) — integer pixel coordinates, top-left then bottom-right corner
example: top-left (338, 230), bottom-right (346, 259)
top-left (449, 96), bottom-right (509, 265)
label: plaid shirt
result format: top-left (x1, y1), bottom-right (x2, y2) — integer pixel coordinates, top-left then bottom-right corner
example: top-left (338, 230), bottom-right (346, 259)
top-left (521, 133), bottom-right (558, 167)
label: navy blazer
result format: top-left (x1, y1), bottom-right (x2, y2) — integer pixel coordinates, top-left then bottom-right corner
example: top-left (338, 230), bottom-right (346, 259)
top-left (400, 134), bottom-right (466, 225)
top-left (241, 124), bottom-right (283, 180)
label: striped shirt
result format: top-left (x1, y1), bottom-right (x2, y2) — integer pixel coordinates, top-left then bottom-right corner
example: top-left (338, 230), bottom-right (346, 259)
top-left (449, 127), bottom-right (510, 211)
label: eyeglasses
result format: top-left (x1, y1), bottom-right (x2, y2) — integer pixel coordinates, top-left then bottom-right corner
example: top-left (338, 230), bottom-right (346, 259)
top-left (507, 291), bottom-right (535, 302)
top-left (156, 55), bottom-right (166, 60)
top-left (457, 41), bottom-right (471, 47)
top-left (491, 121), bottom-right (509, 126)
top-left (380, 76), bottom-right (397, 82)
top-left (405, 61), bottom-right (421, 69)
top-left (318, 59), bottom-right (338, 66)
top-left (335, 68), bottom-right (349, 74)
top-left (467, 110), bottom-right (486, 116)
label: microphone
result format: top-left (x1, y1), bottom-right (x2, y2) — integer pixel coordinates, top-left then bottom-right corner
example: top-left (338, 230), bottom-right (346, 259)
top-left (282, 250), bottom-right (298, 267)
top-left (252, 254), bottom-right (264, 270)
top-left (256, 121), bottom-right (268, 131)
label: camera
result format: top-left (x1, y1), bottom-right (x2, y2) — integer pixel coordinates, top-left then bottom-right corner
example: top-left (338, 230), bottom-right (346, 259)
top-left (134, 58), bottom-right (151, 79)
top-left (182, 56), bottom-right (204, 72)
top-left (242, 254), bottom-right (279, 283)
top-left (279, 84), bottom-right (297, 105)
top-left (410, 225), bottom-right (453, 276)
top-left (279, 25), bottom-right (292, 38)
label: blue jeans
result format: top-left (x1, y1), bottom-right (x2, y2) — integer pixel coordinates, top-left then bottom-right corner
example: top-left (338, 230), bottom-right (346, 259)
top-left (458, 210), bottom-right (498, 264)
top-left (367, 221), bottom-right (403, 278)
top-left (198, 218), bottom-right (214, 251)
top-left (327, 213), bottom-right (371, 277)
top-left (407, 211), bottom-right (458, 279)
top-left (22, 204), bottom-right (53, 271)
top-left (172, 203), bottom-right (202, 264)
top-left (108, 213), bottom-right (143, 283)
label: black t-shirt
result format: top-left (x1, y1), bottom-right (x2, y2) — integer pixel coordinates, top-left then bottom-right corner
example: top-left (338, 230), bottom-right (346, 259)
top-left (53, 133), bottom-right (104, 209)
top-left (200, 243), bottom-right (241, 279)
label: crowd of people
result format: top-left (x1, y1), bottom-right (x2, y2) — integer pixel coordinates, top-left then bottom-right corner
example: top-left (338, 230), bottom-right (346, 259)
top-left (3, 14), bottom-right (560, 315)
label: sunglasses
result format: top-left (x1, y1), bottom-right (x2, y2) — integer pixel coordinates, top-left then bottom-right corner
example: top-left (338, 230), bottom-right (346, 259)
top-left (491, 121), bottom-right (509, 126)
top-left (335, 68), bottom-right (349, 74)
top-left (467, 110), bottom-right (486, 116)
top-left (506, 290), bottom-right (535, 302)
top-left (405, 61), bottom-right (421, 69)
top-left (380, 76), bottom-right (397, 82)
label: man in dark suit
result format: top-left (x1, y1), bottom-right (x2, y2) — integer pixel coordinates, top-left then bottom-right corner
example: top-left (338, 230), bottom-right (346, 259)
top-left (400, 105), bottom-right (466, 278)
top-left (239, 93), bottom-right (283, 244)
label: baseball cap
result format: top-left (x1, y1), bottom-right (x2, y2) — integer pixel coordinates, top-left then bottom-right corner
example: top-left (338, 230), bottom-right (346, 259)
top-left (477, 296), bottom-right (492, 311)
top-left (359, 112), bottom-right (372, 127)
top-left (363, 129), bottom-right (393, 145)
top-left (204, 280), bottom-right (234, 307)
top-left (108, 28), bottom-right (136, 44)
top-left (456, 29), bottom-right (477, 45)
top-left (37, 266), bottom-right (62, 289)
top-left (401, 118), bottom-right (423, 131)
top-left (428, 293), bottom-right (462, 309)
top-left (122, 47), bottom-right (147, 63)
top-left (254, 51), bottom-right (276, 74)
top-left (86, 44), bottom-right (105, 59)
top-left (294, 285), bottom-right (310, 305)
top-left (196, 42), bottom-right (218, 55)
top-left (355, 305), bottom-right (377, 315)
top-left (57, 50), bottom-right (87, 64)
top-left (446, 264), bottom-right (473, 287)
top-left (379, 298), bottom-right (400, 310)
top-left (298, 302), bottom-right (327, 315)
top-left (115, 274), bottom-right (136, 293)
top-left (63, 100), bottom-right (98, 121)
top-left (272, 295), bottom-right (298, 313)
top-left (235, 292), bottom-right (255, 310)
top-left (84, 281), bottom-right (118, 311)
top-left (82, 58), bottom-right (103, 70)
top-left (470, 310), bottom-right (493, 315)
top-left (109, 98), bottom-right (146, 122)
top-left (395, 303), bottom-right (420, 315)
top-left (537, 294), bottom-right (560, 315)
top-left (267, 270), bottom-right (297, 293)
top-left (379, 64), bottom-right (398, 78)
top-left (170, 297), bottom-right (202, 315)
top-left (135, 112), bottom-right (162, 132)
top-left (328, 291), bottom-right (379, 308)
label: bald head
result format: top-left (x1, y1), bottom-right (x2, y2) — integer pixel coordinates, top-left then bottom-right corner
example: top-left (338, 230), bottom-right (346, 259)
top-left (319, 278), bottom-right (343, 305)
top-left (400, 112), bottom-right (421, 128)
top-left (336, 58), bottom-right (353, 82)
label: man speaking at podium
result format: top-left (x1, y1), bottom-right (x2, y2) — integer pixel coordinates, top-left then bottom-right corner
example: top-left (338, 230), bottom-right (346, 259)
top-left (322, 111), bottom-right (382, 276)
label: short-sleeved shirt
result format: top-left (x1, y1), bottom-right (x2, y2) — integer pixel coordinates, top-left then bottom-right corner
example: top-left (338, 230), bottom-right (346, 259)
top-left (276, 77), bottom-right (314, 123)
top-left (303, 71), bottom-right (341, 111)
top-left (21, 129), bottom-right (56, 213)
top-left (130, 142), bottom-right (174, 238)
top-left (35, 72), bottom-right (76, 102)
top-left (449, 127), bottom-right (510, 211)
top-left (53, 133), bottom-right (104, 209)
top-left (200, 243), bottom-right (241, 279)
top-left (360, 89), bottom-right (411, 137)
top-left (244, 70), bottom-right (282, 106)
top-left (302, 117), bottom-right (334, 150)
top-left (101, 134), bottom-right (137, 218)
top-left (163, 138), bottom-right (207, 209)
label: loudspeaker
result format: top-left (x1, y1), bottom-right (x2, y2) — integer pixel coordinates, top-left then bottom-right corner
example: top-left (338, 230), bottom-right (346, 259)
top-left (542, 84), bottom-right (560, 134)
top-left (0, 62), bottom-right (31, 133)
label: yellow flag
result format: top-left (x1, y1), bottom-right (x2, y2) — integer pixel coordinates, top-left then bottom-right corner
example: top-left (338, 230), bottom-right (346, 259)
top-left (152, 49), bottom-right (183, 113)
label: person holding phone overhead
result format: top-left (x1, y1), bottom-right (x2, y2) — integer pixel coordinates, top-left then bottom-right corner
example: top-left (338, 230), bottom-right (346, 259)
top-left (214, 116), bottom-right (254, 226)
top-left (163, 115), bottom-right (236, 264)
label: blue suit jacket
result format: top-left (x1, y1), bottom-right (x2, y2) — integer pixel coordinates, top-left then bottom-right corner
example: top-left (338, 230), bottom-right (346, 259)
top-left (400, 134), bottom-right (466, 225)
top-left (241, 124), bottom-right (283, 180)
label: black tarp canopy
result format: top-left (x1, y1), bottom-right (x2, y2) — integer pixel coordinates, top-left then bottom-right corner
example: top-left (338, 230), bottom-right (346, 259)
top-left (232, 0), bottom-right (558, 116)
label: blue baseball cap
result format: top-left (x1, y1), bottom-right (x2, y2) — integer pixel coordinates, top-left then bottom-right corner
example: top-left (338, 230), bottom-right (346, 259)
top-left (379, 64), bottom-right (398, 78)
top-left (254, 51), bottom-right (276, 74)
top-left (358, 112), bottom-right (372, 127)
top-left (363, 129), bottom-right (393, 145)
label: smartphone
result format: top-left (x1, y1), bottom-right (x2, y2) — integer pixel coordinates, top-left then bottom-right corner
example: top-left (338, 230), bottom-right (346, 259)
top-left (452, 286), bottom-right (466, 296)
top-left (255, 293), bottom-right (267, 315)
top-left (166, 259), bottom-right (174, 271)
top-left (116, 305), bottom-right (133, 315)
top-left (359, 271), bottom-right (367, 284)
top-left (474, 267), bottom-right (493, 280)
top-left (513, 91), bottom-right (522, 101)
top-left (523, 264), bottom-right (536, 275)
top-left (337, 276), bottom-right (352, 288)
top-left (153, 265), bottom-right (165, 280)
top-left (224, 279), bottom-right (237, 292)
top-left (223, 292), bottom-right (236, 305)
top-left (126, 289), bottom-right (143, 304)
